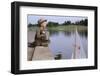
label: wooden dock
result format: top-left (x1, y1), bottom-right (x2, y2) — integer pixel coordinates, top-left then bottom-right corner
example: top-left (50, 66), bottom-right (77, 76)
top-left (28, 46), bottom-right (54, 61)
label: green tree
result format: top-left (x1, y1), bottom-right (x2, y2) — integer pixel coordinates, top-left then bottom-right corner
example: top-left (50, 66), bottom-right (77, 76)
top-left (62, 21), bottom-right (71, 25)
top-left (28, 23), bottom-right (33, 27)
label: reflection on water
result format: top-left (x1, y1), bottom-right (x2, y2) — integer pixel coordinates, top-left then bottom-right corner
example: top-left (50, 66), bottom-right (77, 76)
top-left (49, 30), bottom-right (87, 37)
top-left (49, 31), bottom-right (88, 59)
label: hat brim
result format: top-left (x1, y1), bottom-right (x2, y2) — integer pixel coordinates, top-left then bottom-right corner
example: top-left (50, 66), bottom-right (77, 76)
top-left (39, 20), bottom-right (47, 24)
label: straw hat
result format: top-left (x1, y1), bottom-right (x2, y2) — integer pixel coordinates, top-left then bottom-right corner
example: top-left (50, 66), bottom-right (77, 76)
top-left (38, 18), bottom-right (47, 25)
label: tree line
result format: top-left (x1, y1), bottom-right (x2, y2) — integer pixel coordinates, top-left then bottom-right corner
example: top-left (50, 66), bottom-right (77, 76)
top-left (28, 19), bottom-right (88, 27)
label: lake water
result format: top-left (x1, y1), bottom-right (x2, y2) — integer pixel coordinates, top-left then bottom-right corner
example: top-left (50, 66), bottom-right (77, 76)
top-left (49, 31), bottom-right (88, 59)
top-left (28, 29), bottom-right (88, 60)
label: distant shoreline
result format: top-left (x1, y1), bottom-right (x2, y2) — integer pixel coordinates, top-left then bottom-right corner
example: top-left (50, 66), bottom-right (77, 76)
top-left (28, 25), bottom-right (87, 32)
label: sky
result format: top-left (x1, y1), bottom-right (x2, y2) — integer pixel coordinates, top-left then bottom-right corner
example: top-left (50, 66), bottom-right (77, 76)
top-left (27, 15), bottom-right (87, 25)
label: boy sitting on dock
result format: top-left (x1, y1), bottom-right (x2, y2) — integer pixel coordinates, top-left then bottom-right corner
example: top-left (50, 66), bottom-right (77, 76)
top-left (28, 18), bottom-right (50, 47)
top-left (28, 18), bottom-right (54, 60)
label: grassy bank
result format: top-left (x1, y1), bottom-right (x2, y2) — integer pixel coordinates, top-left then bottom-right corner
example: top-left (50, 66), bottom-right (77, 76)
top-left (48, 25), bottom-right (87, 32)
top-left (28, 25), bottom-right (87, 32)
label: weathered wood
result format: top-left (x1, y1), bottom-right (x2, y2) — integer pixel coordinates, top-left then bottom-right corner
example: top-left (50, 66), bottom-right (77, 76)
top-left (32, 46), bottom-right (54, 60)
top-left (28, 47), bottom-right (34, 61)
